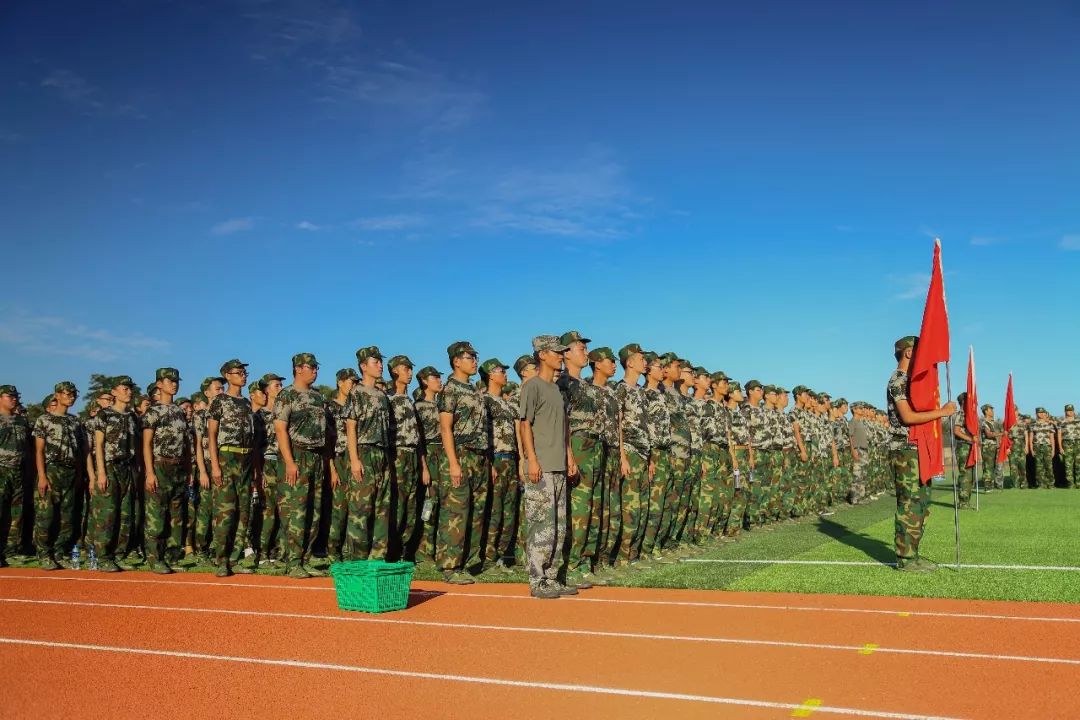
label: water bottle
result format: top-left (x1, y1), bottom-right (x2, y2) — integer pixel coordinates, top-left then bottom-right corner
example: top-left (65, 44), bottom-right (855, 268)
top-left (421, 497), bottom-right (434, 522)
top-left (733, 469), bottom-right (741, 489)
top-left (70, 545), bottom-right (81, 570)
top-left (252, 486), bottom-right (260, 508)
top-left (88, 546), bottom-right (98, 571)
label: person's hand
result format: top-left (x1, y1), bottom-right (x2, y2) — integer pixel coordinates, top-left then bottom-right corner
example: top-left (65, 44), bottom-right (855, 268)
top-left (350, 458), bottom-right (363, 483)
top-left (620, 454), bottom-right (630, 479)
top-left (567, 457), bottom-right (579, 479)
top-left (211, 461), bottom-right (223, 487)
top-left (285, 461), bottom-right (299, 486)
top-left (94, 472), bottom-right (106, 493)
top-left (450, 461), bottom-right (463, 488)
top-left (527, 456), bottom-right (541, 483)
top-left (145, 470), bottom-right (158, 493)
top-left (199, 471), bottom-right (210, 490)
top-left (422, 463), bottom-right (431, 486)
top-left (329, 468), bottom-right (339, 490)
top-left (648, 460), bottom-right (656, 481)
top-left (799, 449), bottom-right (808, 462)
top-left (940, 401), bottom-right (958, 416)
top-left (37, 475), bottom-right (49, 498)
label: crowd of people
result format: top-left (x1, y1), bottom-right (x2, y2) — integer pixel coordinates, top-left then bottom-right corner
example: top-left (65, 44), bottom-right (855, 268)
top-left (0, 331), bottom-right (1075, 597)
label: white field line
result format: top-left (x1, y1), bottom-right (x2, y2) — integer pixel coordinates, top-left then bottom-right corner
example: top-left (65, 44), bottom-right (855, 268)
top-left (3, 597), bottom-right (1079, 668)
top-left (682, 559), bottom-right (1080, 571)
top-left (3, 573), bottom-right (1080, 625)
top-left (0, 635), bottom-right (965, 720)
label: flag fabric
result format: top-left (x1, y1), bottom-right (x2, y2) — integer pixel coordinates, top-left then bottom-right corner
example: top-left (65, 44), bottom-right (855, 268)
top-left (998, 374), bottom-right (1017, 463)
top-left (908, 239), bottom-right (951, 484)
top-left (964, 347), bottom-right (979, 469)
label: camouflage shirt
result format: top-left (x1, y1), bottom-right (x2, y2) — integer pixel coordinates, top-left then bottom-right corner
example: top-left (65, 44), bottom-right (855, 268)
top-left (272, 386), bottom-right (328, 451)
top-left (345, 384), bottom-right (390, 448)
top-left (484, 393), bottom-right (518, 455)
top-left (437, 377), bottom-right (489, 451)
top-left (193, 408), bottom-right (210, 458)
top-left (746, 404), bottom-right (769, 450)
top-left (142, 403), bottom-right (188, 459)
top-left (980, 418), bottom-right (1001, 449)
top-left (886, 369), bottom-right (916, 452)
top-left (415, 398), bottom-right (441, 447)
top-left (557, 373), bottom-right (607, 438)
top-left (326, 399), bottom-right (349, 456)
top-left (0, 413), bottom-right (31, 468)
top-left (644, 386), bottom-right (672, 451)
top-left (260, 407), bottom-right (281, 455)
top-left (779, 410), bottom-right (797, 451)
top-left (94, 407), bottom-right (138, 463)
top-left (616, 381), bottom-right (651, 457)
top-left (663, 387), bottom-right (692, 459)
top-left (813, 413), bottom-right (833, 458)
top-left (1007, 422), bottom-right (1028, 448)
top-left (32, 412), bottom-right (83, 466)
top-left (706, 402), bottom-right (731, 448)
top-left (832, 417), bottom-right (850, 456)
top-left (388, 392), bottom-right (420, 449)
top-left (698, 399), bottom-right (718, 445)
top-left (1030, 419), bottom-right (1057, 447)
top-left (597, 383), bottom-right (620, 447)
top-left (687, 396), bottom-right (706, 452)
top-left (83, 416), bottom-right (102, 458)
top-left (951, 410), bottom-right (974, 446)
top-left (1059, 416), bottom-right (1080, 443)
top-left (209, 393), bottom-right (255, 449)
top-left (729, 404), bottom-right (750, 446)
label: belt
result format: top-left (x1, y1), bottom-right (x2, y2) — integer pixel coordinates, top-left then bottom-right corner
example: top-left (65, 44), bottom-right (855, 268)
top-left (731, 444), bottom-right (750, 450)
top-left (493, 452), bottom-right (516, 459)
top-left (154, 456), bottom-right (184, 465)
top-left (460, 446), bottom-right (487, 455)
top-left (219, 446), bottom-right (252, 454)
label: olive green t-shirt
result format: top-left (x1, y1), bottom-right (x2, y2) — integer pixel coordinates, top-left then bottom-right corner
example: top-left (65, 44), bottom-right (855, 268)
top-left (519, 376), bottom-right (566, 473)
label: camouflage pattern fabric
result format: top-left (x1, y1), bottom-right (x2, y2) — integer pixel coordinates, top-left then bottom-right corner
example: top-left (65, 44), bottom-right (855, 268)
top-left (0, 413), bottom-right (31, 469)
top-left (484, 393), bottom-right (517, 455)
top-left (437, 378), bottom-right (489, 451)
top-left (1006, 424), bottom-right (1028, 488)
top-left (678, 452), bottom-right (703, 543)
top-left (641, 448), bottom-right (672, 555)
top-left (779, 449), bottom-right (798, 517)
top-left (726, 448), bottom-right (750, 537)
top-left (193, 479), bottom-right (214, 557)
top-left (885, 370), bottom-right (916, 452)
top-left (34, 465), bottom-right (78, 560)
top-left (643, 386), bottom-right (672, 451)
top-left (345, 445), bottom-right (392, 560)
top-left (1032, 445), bottom-right (1054, 489)
top-left (393, 446), bottom-right (422, 557)
top-left (259, 407), bottom-right (280, 456)
top-left (145, 461), bottom-right (186, 562)
top-left (143, 403), bottom-right (188, 458)
top-left (615, 381), bottom-right (651, 458)
top-left (388, 392), bottom-right (421, 448)
top-left (851, 443), bottom-right (870, 504)
top-left (86, 462), bottom-right (134, 561)
top-left (194, 408), bottom-right (211, 461)
top-left (325, 453), bottom-right (349, 561)
top-left (487, 454), bottom-right (518, 562)
top-left (414, 399), bottom-right (440, 448)
top-left (272, 386), bottom-right (328, 450)
top-left (567, 432), bottom-right (604, 571)
top-left (980, 440), bottom-right (1002, 491)
top-left (891, 446), bottom-right (930, 561)
top-left (32, 413), bottom-right (82, 466)
top-left (0, 467), bottom-right (25, 559)
top-left (617, 446), bottom-right (648, 562)
top-left (695, 443), bottom-right (722, 538)
top-left (258, 457), bottom-right (281, 556)
top-left (417, 444), bottom-right (443, 563)
top-left (1062, 438), bottom-right (1080, 489)
top-left (659, 454), bottom-right (686, 547)
top-left (523, 470), bottom-right (567, 590)
top-left (211, 451), bottom-right (252, 563)
top-left (344, 384), bottom-right (389, 447)
top-left (432, 447), bottom-right (488, 572)
top-left (664, 388), bottom-right (691, 461)
top-left (276, 448), bottom-right (322, 570)
top-left (597, 440), bottom-right (621, 565)
top-left (209, 394), bottom-right (255, 448)
top-left (558, 374), bottom-right (607, 438)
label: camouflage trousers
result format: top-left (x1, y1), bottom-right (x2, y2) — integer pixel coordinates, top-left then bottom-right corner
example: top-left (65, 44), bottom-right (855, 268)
top-left (850, 450), bottom-right (870, 504)
top-left (891, 446), bottom-right (930, 561)
top-left (567, 434), bottom-right (605, 571)
top-left (86, 462), bottom-right (134, 561)
top-left (433, 447), bottom-right (488, 573)
top-left (145, 462), bottom-right (186, 563)
top-left (642, 449), bottom-right (673, 555)
top-left (487, 454), bottom-right (518, 564)
top-left (211, 451), bottom-right (253, 564)
top-left (836, 460), bottom-right (853, 505)
top-left (957, 445), bottom-right (976, 503)
top-left (726, 448), bottom-right (750, 536)
top-left (708, 447), bottom-right (734, 535)
top-left (524, 470), bottom-right (567, 590)
top-left (394, 446), bottom-right (422, 558)
top-left (193, 453), bottom-right (214, 554)
top-left (694, 445), bottom-right (721, 539)
top-left (676, 452), bottom-right (702, 543)
top-left (344, 445), bottom-right (392, 561)
top-left (658, 454), bottom-right (687, 549)
top-left (34, 465), bottom-right (78, 560)
top-left (1008, 448), bottom-right (1028, 488)
top-left (1063, 440), bottom-right (1080, 489)
top-left (0, 466), bottom-right (23, 559)
top-left (617, 447), bottom-right (648, 563)
top-left (326, 453), bottom-right (350, 560)
top-left (981, 444), bottom-right (1003, 490)
top-left (779, 450), bottom-right (797, 517)
top-left (418, 445), bottom-right (442, 563)
top-left (1032, 445), bottom-right (1054, 488)
top-left (815, 456), bottom-right (832, 508)
top-left (259, 457), bottom-right (282, 557)
top-left (597, 443), bottom-right (621, 564)
top-left (276, 448), bottom-right (323, 569)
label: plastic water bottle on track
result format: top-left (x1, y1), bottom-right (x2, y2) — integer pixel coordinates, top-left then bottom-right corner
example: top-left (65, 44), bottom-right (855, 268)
top-left (88, 546), bottom-right (98, 571)
top-left (70, 545), bottom-right (81, 570)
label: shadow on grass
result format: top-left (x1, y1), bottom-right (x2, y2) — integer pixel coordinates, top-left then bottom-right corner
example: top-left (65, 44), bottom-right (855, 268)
top-left (814, 517), bottom-right (895, 564)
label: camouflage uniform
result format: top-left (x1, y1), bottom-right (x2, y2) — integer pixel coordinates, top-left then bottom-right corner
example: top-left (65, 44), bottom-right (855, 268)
top-left (435, 377), bottom-right (490, 573)
top-left (615, 380), bottom-right (651, 562)
top-left (641, 385), bottom-right (672, 556)
top-left (254, 406), bottom-right (281, 557)
top-left (662, 388), bottom-right (693, 548)
top-left (388, 390), bottom-right (422, 557)
top-left (89, 405), bottom-right (139, 562)
top-left (558, 372), bottom-right (607, 571)
top-left (790, 406), bottom-right (815, 513)
top-left (745, 403), bottom-right (770, 527)
top-left (0, 410), bottom-right (31, 561)
top-left (596, 382), bottom-right (621, 564)
top-left (344, 384), bottom-right (392, 559)
top-left (980, 417), bottom-right (1003, 490)
top-left (727, 404), bottom-right (751, 536)
top-left (325, 397), bottom-right (350, 561)
top-left (414, 395), bottom-right (441, 562)
top-left (484, 391), bottom-right (519, 564)
top-left (812, 411), bottom-right (834, 509)
top-left (192, 407), bottom-right (214, 555)
top-left (209, 393), bottom-right (255, 565)
top-left (777, 407), bottom-right (798, 516)
top-left (951, 410), bottom-right (976, 504)
top-left (1060, 412), bottom-right (1080, 489)
top-left (142, 402), bottom-right (190, 563)
top-left (849, 412), bottom-right (870, 504)
top-left (886, 369), bottom-right (930, 564)
top-left (1006, 421), bottom-right (1028, 488)
top-left (681, 395), bottom-right (706, 542)
top-left (32, 412), bottom-right (84, 561)
top-left (1029, 417), bottom-right (1057, 488)
top-left (832, 414), bottom-right (853, 504)
top-left (272, 385), bottom-right (328, 570)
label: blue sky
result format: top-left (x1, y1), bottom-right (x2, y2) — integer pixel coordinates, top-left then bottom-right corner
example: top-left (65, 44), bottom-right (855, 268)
top-left (1, 1), bottom-right (1077, 413)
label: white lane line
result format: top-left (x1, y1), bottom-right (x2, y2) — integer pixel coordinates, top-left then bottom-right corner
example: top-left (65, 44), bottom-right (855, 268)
top-left (683, 559), bottom-right (1080, 572)
top-left (0, 635), bottom-right (966, 720)
top-left (4, 574), bottom-right (1080, 625)
top-left (4, 597), bottom-right (1079, 667)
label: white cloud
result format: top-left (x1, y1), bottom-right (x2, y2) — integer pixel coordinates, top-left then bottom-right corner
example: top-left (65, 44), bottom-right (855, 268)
top-left (210, 217), bottom-right (255, 235)
top-left (295, 220), bottom-right (323, 231)
top-left (970, 236), bottom-right (1002, 247)
top-left (891, 272), bottom-right (931, 301)
top-left (1060, 235), bottom-right (1080, 251)
top-left (0, 311), bottom-right (170, 363)
top-left (350, 214), bottom-right (423, 231)
top-left (41, 69), bottom-right (143, 118)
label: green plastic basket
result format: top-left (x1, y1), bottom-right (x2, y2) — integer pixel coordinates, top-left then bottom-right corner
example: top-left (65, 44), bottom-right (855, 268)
top-left (329, 560), bottom-right (415, 613)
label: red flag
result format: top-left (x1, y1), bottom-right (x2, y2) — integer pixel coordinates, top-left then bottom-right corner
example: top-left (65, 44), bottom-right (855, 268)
top-left (908, 239), bottom-right (951, 484)
top-left (964, 347), bottom-right (979, 468)
top-left (997, 374), bottom-right (1017, 463)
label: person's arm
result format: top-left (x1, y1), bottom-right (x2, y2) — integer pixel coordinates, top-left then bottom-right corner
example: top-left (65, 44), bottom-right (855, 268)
top-left (1057, 428), bottom-right (1064, 456)
top-left (953, 421), bottom-right (974, 443)
top-left (565, 410), bottom-right (577, 478)
top-left (194, 426), bottom-right (210, 489)
top-left (519, 417), bottom-right (541, 483)
top-left (207, 418), bottom-right (223, 485)
top-left (92, 429), bottom-right (107, 493)
top-left (793, 420), bottom-right (808, 462)
top-left (142, 427), bottom-right (157, 492)
top-left (35, 437), bottom-right (48, 497)
top-left (275, 419), bottom-right (298, 486)
top-left (439, 412), bottom-right (462, 487)
top-left (618, 405), bottom-right (630, 478)
top-left (895, 397), bottom-right (956, 427)
top-left (514, 419), bottom-right (526, 483)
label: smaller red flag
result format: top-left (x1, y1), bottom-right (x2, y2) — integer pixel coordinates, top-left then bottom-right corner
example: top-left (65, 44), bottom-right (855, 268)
top-left (964, 347), bottom-right (979, 469)
top-left (997, 374), bottom-right (1017, 463)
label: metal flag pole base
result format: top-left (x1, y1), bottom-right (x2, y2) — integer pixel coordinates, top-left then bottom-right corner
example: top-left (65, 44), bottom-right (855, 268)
top-left (944, 360), bottom-right (961, 570)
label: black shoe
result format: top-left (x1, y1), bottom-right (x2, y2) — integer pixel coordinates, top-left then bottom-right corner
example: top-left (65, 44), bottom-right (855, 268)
top-left (555, 583), bottom-right (578, 596)
top-left (38, 557), bottom-right (62, 571)
top-left (530, 583), bottom-right (561, 599)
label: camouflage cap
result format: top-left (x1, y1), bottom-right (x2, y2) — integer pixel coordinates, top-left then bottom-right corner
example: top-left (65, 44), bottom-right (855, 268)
top-left (192, 392), bottom-right (207, 404)
top-left (355, 346), bottom-right (383, 364)
top-left (336, 368), bottom-right (360, 382)
top-left (558, 330), bottom-right (592, 346)
top-left (980, 404), bottom-right (993, 413)
top-left (763, 384), bottom-right (778, 395)
top-left (532, 335), bottom-right (568, 353)
top-left (248, 380), bottom-right (265, 395)
top-left (693, 366), bottom-right (709, 377)
top-left (200, 376), bottom-right (224, 392)
top-left (1036, 407), bottom-right (1048, 414)
top-left (0, 385), bottom-right (18, 397)
top-left (820, 391), bottom-right (832, 400)
top-left (775, 385), bottom-right (788, 394)
top-left (659, 352), bottom-right (681, 366)
top-left (1066, 404), bottom-right (1075, 412)
top-left (745, 379), bottom-right (763, 392)
top-left (513, 355), bottom-right (536, 377)
top-left (446, 340), bottom-right (478, 360)
top-left (727, 380), bottom-right (743, 394)
top-left (292, 352), bottom-right (319, 368)
top-left (387, 354), bottom-right (413, 371)
top-left (792, 384), bottom-right (808, 396)
top-left (833, 398), bottom-right (847, 408)
top-left (261, 372), bottom-right (286, 384)
top-left (894, 335), bottom-right (918, 353)
top-left (41, 393), bottom-right (56, 409)
top-left (617, 343), bottom-right (644, 364)
top-left (155, 367), bottom-right (181, 382)
top-left (588, 347), bottom-right (617, 363)
top-left (110, 375), bottom-right (135, 389)
top-left (710, 371), bottom-right (729, 383)
top-left (175, 396), bottom-right (191, 405)
top-left (416, 365), bottom-right (442, 383)
top-left (54, 381), bottom-right (77, 394)
top-left (219, 359), bottom-right (248, 375)
top-left (479, 358), bottom-right (509, 377)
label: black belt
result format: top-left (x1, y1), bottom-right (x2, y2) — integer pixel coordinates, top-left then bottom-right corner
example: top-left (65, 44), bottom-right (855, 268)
top-left (493, 452), bottom-right (516, 459)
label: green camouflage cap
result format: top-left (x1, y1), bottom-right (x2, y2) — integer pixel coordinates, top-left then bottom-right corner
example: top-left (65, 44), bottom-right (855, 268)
top-left (192, 391), bottom-right (207, 404)
top-left (200, 376), bottom-right (224, 392)
top-left (219, 358), bottom-right (248, 374)
top-left (710, 371), bottom-right (729, 383)
top-left (894, 335), bottom-right (918, 353)
top-left (532, 335), bottom-right (569, 353)
top-left (1066, 404), bottom-right (1075, 412)
top-left (0, 385), bottom-right (18, 397)
top-left (416, 366), bottom-right (442, 383)
top-left (479, 358), bottom-right (509, 377)
top-left (355, 346), bottom-right (383, 364)
top-left (387, 354), bottom-right (413, 371)
top-left (155, 367), bottom-right (181, 382)
top-left (819, 391), bottom-right (832, 400)
top-left (588, 347), bottom-right (616, 363)
top-left (336, 368), bottom-right (360, 382)
top-left (1036, 407), bottom-right (1048, 414)
top-left (54, 381), bottom-right (77, 394)
top-left (513, 355), bottom-right (536, 377)
top-left (110, 375), bottom-right (135, 389)
top-left (745, 379), bottom-right (763, 392)
top-left (292, 352), bottom-right (319, 368)
top-left (775, 385), bottom-right (788, 394)
top-left (559, 330), bottom-right (592, 346)
top-left (791, 384), bottom-right (807, 396)
top-left (617, 343), bottom-right (644, 364)
top-left (261, 372), bottom-right (286, 383)
top-left (503, 381), bottom-right (519, 394)
top-left (446, 340), bottom-right (478, 360)
top-left (832, 398), bottom-right (847, 408)
top-left (642, 351), bottom-right (659, 364)
top-left (980, 404), bottom-right (992, 413)
top-left (248, 380), bottom-right (265, 394)
top-left (41, 393), bottom-right (56, 409)
top-left (728, 380), bottom-right (743, 394)
top-left (693, 366), bottom-right (709, 377)
top-left (659, 352), bottom-right (681, 366)
top-left (763, 384), bottom-right (779, 395)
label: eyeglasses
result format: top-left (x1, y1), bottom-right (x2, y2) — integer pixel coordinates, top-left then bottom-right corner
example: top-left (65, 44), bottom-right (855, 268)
top-left (227, 369), bottom-right (248, 376)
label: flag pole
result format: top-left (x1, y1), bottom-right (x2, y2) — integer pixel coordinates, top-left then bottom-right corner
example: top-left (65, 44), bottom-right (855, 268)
top-left (972, 346), bottom-right (980, 512)
top-left (944, 360), bottom-right (962, 570)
